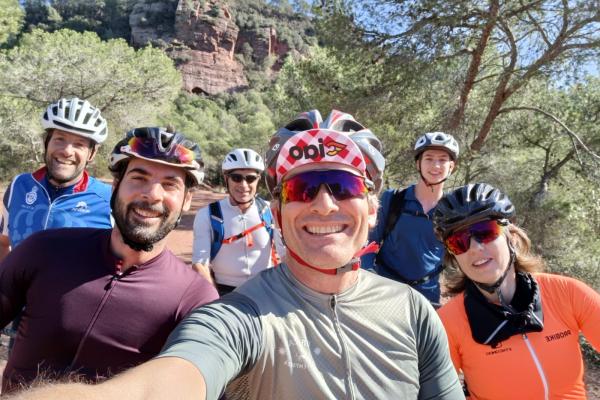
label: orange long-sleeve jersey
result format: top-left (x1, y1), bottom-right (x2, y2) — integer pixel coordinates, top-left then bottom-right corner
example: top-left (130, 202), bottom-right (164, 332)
top-left (438, 273), bottom-right (600, 400)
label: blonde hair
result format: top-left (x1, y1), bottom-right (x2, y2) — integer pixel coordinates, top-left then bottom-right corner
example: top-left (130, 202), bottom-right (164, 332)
top-left (443, 223), bottom-right (545, 295)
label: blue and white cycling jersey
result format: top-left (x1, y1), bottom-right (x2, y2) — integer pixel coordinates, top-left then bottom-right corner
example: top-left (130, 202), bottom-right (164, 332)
top-left (1, 168), bottom-right (112, 248)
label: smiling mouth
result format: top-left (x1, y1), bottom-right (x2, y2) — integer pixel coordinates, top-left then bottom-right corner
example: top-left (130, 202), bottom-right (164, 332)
top-left (473, 258), bottom-right (491, 267)
top-left (54, 158), bottom-right (75, 166)
top-left (304, 224), bottom-right (346, 235)
top-left (133, 207), bottom-right (163, 219)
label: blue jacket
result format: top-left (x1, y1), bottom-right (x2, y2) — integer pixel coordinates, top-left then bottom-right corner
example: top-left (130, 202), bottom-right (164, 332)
top-left (1, 168), bottom-right (112, 248)
top-left (363, 185), bottom-right (444, 303)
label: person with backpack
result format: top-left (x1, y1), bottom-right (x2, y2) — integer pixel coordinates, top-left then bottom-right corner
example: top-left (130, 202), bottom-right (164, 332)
top-left (11, 110), bottom-right (464, 400)
top-left (191, 148), bottom-right (283, 295)
top-left (363, 132), bottom-right (459, 306)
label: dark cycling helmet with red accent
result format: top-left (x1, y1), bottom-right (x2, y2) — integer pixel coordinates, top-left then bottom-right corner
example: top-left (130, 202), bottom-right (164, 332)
top-left (433, 183), bottom-right (515, 241)
top-left (265, 109), bottom-right (385, 195)
top-left (414, 131), bottom-right (459, 161)
top-left (109, 127), bottom-right (204, 186)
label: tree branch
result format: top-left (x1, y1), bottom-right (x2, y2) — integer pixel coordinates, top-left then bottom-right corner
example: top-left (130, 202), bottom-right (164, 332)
top-left (445, 0), bottom-right (500, 132)
top-left (500, 106), bottom-right (600, 161)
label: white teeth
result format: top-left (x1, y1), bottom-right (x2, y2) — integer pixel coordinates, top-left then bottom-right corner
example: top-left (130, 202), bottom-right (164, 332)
top-left (473, 259), bottom-right (489, 266)
top-left (306, 225), bottom-right (344, 235)
top-left (135, 208), bottom-right (161, 218)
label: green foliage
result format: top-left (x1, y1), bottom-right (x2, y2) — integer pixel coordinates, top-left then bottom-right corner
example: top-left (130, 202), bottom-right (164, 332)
top-left (160, 90), bottom-right (275, 185)
top-left (0, 28), bottom-right (181, 179)
top-left (23, 0), bottom-right (134, 41)
top-left (230, 0), bottom-right (317, 54)
top-left (0, 0), bottom-right (24, 47)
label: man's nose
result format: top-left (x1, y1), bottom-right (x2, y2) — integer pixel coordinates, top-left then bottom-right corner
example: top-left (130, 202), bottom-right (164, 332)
top-left (309, 185), bottom-right (338, 214)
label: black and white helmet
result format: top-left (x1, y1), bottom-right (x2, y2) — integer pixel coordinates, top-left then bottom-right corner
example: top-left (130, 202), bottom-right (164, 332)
top-left (109, 127), bottom-right (204, 187)
top-left (414, 132), bottom-right (459, 161)
top-left (41, 98), bottom-right (108, 144)
top-left (433, 183), bottom-right (515, 241)
top-left (222, 148), bottom-right (265, 172)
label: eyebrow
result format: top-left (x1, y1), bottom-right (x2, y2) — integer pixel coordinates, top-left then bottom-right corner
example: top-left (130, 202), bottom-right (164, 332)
top-left (127, 167), bottom-right (184, 183)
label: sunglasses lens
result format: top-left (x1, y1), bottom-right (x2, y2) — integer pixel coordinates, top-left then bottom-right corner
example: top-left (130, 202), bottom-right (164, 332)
top-left (229, 174), bottom-right (243, 183)
top-left (471, 220), bottom-right (503, 244)
top-left (445, 220), bottom-right (503, 255)
top-left (229, 173), bottom-right (259, 183)
top-left (445, 230), bottom-right (471, 255)
top-left (280, 170), bottom-right (368, 204)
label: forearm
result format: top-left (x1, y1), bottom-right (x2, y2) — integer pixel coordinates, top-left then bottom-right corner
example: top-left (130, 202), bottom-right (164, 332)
top-left (8, 358), bottom-right (206, 400)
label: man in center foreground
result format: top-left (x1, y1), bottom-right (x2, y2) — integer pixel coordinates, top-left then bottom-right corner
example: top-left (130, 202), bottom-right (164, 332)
top-left (14, 110), bottom-right (463, 400)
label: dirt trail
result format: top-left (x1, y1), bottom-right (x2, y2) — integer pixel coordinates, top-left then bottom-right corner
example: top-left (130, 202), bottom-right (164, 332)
top-left (165, 189), bottom-right (227, 263)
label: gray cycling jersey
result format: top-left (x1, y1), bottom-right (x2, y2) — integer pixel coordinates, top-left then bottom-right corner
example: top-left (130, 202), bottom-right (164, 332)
top-left (159, 264), bottom-right (463, 400)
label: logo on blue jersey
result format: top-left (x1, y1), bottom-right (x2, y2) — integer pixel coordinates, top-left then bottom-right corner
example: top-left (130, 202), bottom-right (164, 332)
top-left (25, 187), bottom-right (38, 205)
top-left (72, 201), bottom-right (90, 213)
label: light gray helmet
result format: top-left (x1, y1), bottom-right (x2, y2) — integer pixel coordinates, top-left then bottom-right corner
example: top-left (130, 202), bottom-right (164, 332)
top-left (222, 148), bottom-right (265, 172)
top-left (41, 97), bottom-right (108, 144)
top-left (414, 132), bottom-right (459, 161)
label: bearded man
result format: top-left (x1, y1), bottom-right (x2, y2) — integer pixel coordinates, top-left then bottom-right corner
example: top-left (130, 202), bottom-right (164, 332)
top-left (0, 127), bottom-right (218, 394)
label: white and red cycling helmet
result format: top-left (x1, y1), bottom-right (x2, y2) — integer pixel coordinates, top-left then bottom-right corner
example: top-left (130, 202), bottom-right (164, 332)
top-left (265, 109), bottom-right (385, 196)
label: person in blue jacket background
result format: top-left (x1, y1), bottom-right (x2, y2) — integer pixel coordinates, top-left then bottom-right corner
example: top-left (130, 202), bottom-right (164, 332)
top-left (0, 97), bottom-right (112, 261)
top-left (363, 132), bottom-right (459, 306)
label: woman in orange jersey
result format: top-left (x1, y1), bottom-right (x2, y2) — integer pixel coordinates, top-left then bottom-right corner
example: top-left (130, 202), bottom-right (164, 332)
top-left (433, 183), bottom-right (600, 400)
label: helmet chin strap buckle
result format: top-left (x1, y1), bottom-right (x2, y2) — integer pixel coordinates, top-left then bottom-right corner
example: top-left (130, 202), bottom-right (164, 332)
top-left (336, 258), bottom-right (360, 274)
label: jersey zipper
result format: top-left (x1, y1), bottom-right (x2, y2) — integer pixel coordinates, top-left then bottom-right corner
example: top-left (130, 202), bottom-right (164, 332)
top-left (522, 333), bottom-right (549, 400)
top-left (42, 190), bottom-right (79, 229)
top-left (330, 295), bottom-right (355, 400)
top-left (69, 269), bottom-right (133, 368)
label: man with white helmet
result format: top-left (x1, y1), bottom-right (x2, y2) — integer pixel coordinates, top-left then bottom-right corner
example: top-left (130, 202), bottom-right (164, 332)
top-left (363, 131), bottom-right (459, 306)
top-left (0, 127), bottom-right (218, 394)
top-left (14, 111), bottom-right (463, 400)
top-left (191, 148), bottom-right (283, 295)
top-left (0, 98), bottom-right (112, 261)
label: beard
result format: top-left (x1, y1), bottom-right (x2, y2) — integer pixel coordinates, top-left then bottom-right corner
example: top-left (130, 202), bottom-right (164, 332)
top-left (112, 194), bottom-right (181, 252)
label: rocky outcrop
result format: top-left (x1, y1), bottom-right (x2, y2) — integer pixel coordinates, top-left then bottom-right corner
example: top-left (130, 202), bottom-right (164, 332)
top-left (130, 1), bottom-right (176, 47)
top-left (171, 0), bottom-right (247, 94)
top-left (236, 26), bottom-right (290, 72)
top-left (129, 0), bottom-right (295, 95)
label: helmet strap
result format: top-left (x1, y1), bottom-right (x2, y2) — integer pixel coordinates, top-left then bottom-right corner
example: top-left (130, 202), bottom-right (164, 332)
top-left (286, 241), bottom-right (378, 275)
top-left (417, 158), bottom-right (450, 190)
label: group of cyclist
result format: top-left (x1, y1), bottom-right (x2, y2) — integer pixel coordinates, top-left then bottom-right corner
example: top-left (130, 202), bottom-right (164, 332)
top-left (0, 98), bottom-right (597, 399)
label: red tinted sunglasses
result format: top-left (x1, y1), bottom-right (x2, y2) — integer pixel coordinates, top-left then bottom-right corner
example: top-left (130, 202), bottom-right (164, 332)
top-left (445, 219), bottom-right (506, 255)
top-left (277, 170), bottom-right (371, 204)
